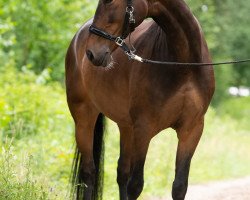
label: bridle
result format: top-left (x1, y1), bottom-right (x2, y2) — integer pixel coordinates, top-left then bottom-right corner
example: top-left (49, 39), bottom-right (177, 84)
top-left (89, 0), bottom-right (138, 60)
top-left (89, 0), bottom-right (250, 66)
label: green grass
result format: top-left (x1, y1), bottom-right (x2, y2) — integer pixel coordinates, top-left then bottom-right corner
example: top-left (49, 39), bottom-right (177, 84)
top-left (0, 139), bottom-right (50, 200)
top-left (0, 125), bottom-right (73, 200)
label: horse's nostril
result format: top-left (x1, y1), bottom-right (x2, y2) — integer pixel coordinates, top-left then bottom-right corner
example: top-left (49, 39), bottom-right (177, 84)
top-left (86, 50), bottom-right (94, 62)
top-left (86, 49), bottom-right (109, 66)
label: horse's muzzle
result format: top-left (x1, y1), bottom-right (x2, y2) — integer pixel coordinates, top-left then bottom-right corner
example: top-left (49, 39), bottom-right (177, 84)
top-left (86, 49), bottom-right (110, 67)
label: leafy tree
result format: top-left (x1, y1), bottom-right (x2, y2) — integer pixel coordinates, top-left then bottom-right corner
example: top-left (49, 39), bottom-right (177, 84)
top-left (216, 0), bottom-right (250, 86)
top-left (0, 0), bottom-right (97, 80)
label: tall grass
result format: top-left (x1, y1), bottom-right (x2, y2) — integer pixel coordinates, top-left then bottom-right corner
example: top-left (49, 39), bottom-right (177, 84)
top-left (0, 139), bottom-right (49, 199)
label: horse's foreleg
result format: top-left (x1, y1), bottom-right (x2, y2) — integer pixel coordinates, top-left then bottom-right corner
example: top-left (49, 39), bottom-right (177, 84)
top-left (172, 118), bottom-right (204, 200)
top-left (127, 125), bottom-right (151, 200)
top-left (117, 125), bottom-right (133, 200)
top-left (70, 102), bottom-right (99, 200)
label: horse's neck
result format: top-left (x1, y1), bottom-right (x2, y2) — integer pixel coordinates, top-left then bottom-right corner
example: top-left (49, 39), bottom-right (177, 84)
top-left (150, 0), bottom-right (202, 62)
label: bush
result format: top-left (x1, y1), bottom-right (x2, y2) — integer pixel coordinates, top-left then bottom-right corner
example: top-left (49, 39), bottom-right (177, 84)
top-left (0, 67), bottom-right (74, 199)
top-left (216, 96), bottom-right (250, 129)
top-left (0, 67), bottom-right (70, 140)
top-left (0, 0), bottom-right (97, 81)
top-left (218, 97), bottom-right (250, 118)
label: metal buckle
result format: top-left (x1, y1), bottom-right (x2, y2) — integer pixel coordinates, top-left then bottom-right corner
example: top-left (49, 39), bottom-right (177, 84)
top-left (125, 51), bottom-right (134, 60)
top-left (126, 6), bottom-right (135, 24)
top-left (115, 37), bottom-right (124, 46)
top-left (129, 15), bottom-right (135, 24)
top-left (126, 6), bottom-right (134, 13)
top-left (125, 51), bottom-right (143, 62)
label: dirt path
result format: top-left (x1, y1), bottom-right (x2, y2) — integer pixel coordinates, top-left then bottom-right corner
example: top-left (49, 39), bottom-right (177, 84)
top-left (146, 177), bottom-right (250, 200)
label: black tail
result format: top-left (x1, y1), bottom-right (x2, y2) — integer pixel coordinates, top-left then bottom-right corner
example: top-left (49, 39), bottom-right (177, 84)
top-left (71, 113), bottom-right (105, 200)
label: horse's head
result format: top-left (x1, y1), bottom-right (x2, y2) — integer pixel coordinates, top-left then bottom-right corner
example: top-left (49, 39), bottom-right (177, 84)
top-left (86, 0), bottom-right (149, 67)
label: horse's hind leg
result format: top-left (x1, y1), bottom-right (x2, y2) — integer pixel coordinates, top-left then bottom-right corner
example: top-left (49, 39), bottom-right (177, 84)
top-left (172, 118), bottom-right (204, 200)
top-left (117, 125), bottom-right (133, 200)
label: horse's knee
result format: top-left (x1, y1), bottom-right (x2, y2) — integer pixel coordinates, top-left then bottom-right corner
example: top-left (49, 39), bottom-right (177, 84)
top-left (127, 176), bottom-right (144, 199)
top-left (172, 180), bottom-right (188, 200)
top-left (117, 157), bottom-right (131, 185)
top-left (117, 169), bottom-right (130, 186)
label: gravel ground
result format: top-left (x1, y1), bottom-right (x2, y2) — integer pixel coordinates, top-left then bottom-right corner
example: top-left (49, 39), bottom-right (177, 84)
top-left (146, 176), bottom-right (250, 200)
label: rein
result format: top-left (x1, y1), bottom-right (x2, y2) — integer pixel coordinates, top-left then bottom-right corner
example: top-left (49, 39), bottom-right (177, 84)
top-left (89, 1), bottom-right (250, 66)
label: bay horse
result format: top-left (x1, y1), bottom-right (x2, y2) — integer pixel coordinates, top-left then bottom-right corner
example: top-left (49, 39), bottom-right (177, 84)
top-left (65, 0), bottom-right (215, 199)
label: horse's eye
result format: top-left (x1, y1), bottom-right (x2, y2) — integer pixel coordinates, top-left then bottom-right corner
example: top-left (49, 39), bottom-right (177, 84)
top-left (104, 0), bottom-right (113, 4)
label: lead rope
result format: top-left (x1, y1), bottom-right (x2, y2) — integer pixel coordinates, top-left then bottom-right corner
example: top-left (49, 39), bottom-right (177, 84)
top-left (125, 51), bottom-right (250, 66)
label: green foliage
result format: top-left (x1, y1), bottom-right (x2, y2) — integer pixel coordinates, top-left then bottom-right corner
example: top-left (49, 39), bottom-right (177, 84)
top-left (216, 0), bottom-right (250, 86)
top-left (0, 67), bottom-right (70, 140)
top-left (217, 97), bottom-right (250, 126)
top-left (212, 66), bottom-right (234, 106)
top-left (0, 68), bottom-right (73, 199)
top-left (187, 0), bottom-right (219, 50)
top-left (0, 0), bottom-right (97, 80)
